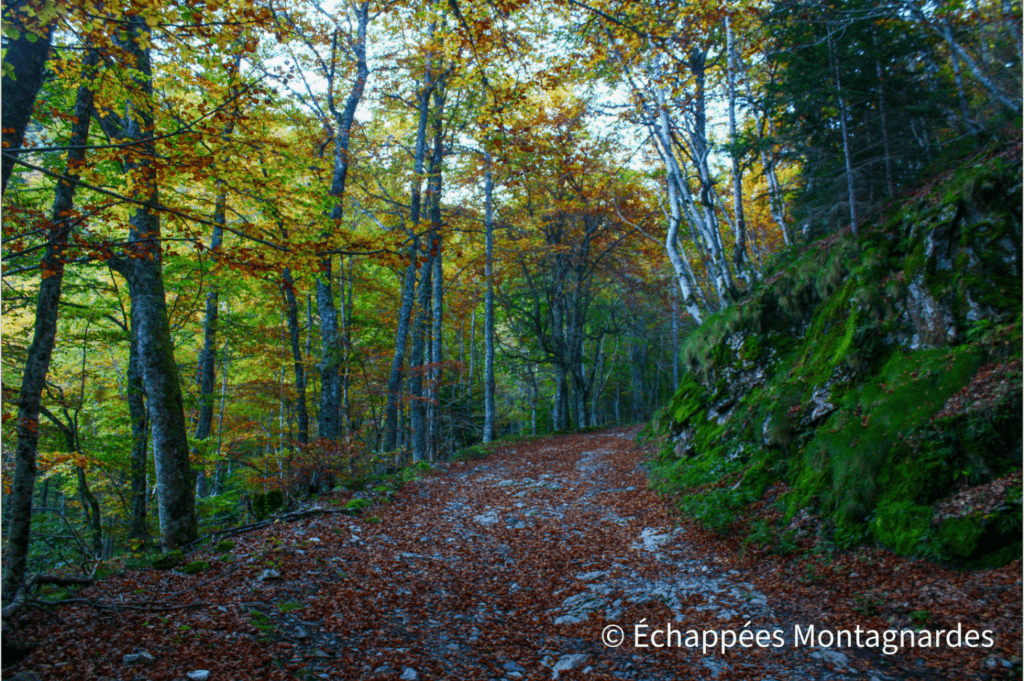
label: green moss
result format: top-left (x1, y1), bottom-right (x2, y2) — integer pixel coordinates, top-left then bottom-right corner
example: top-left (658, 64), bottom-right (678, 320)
top-left (179, 560), bottom-right (209, 575)
top-left (649, 153), bottom-right (1020, 565)
top-left (740, 458), bottom-right (775, 499)
top-left (870, 500), bottom-right (933, 555)
top-left (936, 516), bottom-right (985, 558)
top-left (152, 550), bottom-right (184, 570)
top-left (343, 498), bottom-right (373, 511)
top-left (215, 539), bottom-right (235, 552)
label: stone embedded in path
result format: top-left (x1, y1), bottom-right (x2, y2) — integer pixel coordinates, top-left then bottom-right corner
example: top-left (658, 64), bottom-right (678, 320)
top-left (400, 668), bottom-right (419, 680)
top-left (257, 568), bottom-right (282, 581)
top-left (122, 651), bottom-right (157, 665)
top-left (551, 653), bottom-right (590, 678)
top-left (187, 671), bottom-right (211, 681)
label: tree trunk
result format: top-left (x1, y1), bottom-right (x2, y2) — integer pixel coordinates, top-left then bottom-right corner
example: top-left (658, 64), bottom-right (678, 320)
top-left (483, 152), bottom-right (497, 443)
top-left (874, 60), bottom-right (896, 199)
top-left (429, 158), bottom-right (445, 459)
top-left (283, 269), bottom-right (309, 444)
top-left (726, 17), bottom-right (754, 284)
top-left (193, 190), bottom-right (225, 498)
top-left (828, 31), bottom-right (858, 235)
top-left (2, 51), bottom-right (97, 601)
top-left (385, 29), bottom-right (434, 452)
top-left (384, 243), bottom-right (419, 451)
top-left (318, 2), bottom-right (369, 442)
top-left (126, 318), bottom-right (150, 544)
top-left (113, 17), bottom-right (197, 550)
top-left (0, 0), bottom-right (55, 194)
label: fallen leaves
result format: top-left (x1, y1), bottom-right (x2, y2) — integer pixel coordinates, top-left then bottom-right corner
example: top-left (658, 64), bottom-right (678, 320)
top-left (2, 428), bottom-right (1021, 680)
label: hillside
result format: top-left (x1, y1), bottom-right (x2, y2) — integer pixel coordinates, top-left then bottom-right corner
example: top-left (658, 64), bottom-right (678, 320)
top-left (646, 145), bottom-right (1022, 568)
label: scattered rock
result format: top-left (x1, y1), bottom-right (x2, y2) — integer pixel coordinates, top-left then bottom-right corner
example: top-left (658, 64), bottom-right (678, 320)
top-left (399, 668), bottom-right (419, 680)
top-left (8, 672), bottom-right (42, 681)
top-left (257, 569), bottom-right (282, 581)
top-left (122, 651), bottom-right (157, 665)
top-left (551, 653), bottom-right (589, 678)
top-left (373, 665), bottom-right (397, 677)
top-left (810, 648), bottom-right (850, 671)
top-left (187, 671), bottom-right (211, 681)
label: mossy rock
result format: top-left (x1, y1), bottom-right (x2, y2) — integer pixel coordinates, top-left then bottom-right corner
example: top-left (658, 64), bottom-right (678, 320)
top-left (870, 500), bottom-right (933, 555)
top-left (179, 560), bottom-right (209, 575)
top-left (215, 539), bottom-right (236, 552)
top-left (343, 498), bottom-right (373, 512)
top-left (452, 444), bottom-right (488, 461)
top-left (936, 516), bottom-right (986, 558)
top-left (152, 550), bottom-right (184, 570)
top-left (740, 458), bottom-right (775, 499)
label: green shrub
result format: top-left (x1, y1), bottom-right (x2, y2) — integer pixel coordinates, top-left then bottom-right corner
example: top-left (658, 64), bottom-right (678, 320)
top-left (252, 489), bottom-right (286, 520)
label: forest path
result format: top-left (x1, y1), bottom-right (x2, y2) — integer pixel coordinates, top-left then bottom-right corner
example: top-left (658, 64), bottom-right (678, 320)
top-left (9, 429), bottom-right (906, 680)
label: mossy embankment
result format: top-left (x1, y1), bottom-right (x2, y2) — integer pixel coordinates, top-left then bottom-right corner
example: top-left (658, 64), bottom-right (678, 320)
top-left (646, 150), bottom-right (1022, 568)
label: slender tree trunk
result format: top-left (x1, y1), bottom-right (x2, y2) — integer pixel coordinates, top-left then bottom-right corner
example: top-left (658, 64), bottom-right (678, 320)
top-left (213, 347), bottom-right (229, 494)
top-left (385, 28), bottom-right (434, 451)
top-left (429, 190), bottom-right (444, 458)
top-left (410, 248), bottom-right (434, 462)
top-left (937, 12), bottom-right (1022, 113)
top-left (483, 152), bottom-right (497, 442)
top-left (2, 52), bottom-right (97, 600)
top-left (671, 289), bottom-right (680, 392)
top-left (726, 17), bottom-right (753, 284)
top-left (874, 60), bottom-right (896, 199)
top-left (318, 3), bottom-right (369, 442)
top-left (193, 190), bottom-right (225, 498)
top-left (384, 244), bottom-right (419, 451)
top-left (282, 269), bottom-right (308, 444)
top-left (126, 318), bottom-right (150, 543)
top-left (0, 0), bottom-right (55, 194)
top-left (654, 102), bottom-right (703, 324)
top-left (468, 309), bottom-right (477, 398)
top-left (828, 31), bottom-right (859, 235)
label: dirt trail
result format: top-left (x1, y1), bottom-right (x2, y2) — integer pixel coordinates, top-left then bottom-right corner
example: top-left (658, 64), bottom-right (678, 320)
top-left (6, 428), bottom-right (1011, 680)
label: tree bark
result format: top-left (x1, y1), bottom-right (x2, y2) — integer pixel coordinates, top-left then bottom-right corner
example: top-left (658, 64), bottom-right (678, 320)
top-left (385, 31), bottom-right (434, 451)
top-left (111, 17), bottom-right (197, 550)
top-left (726, 17), bottom-right (754, 284)
top-left (828, 31), bottom-right (859, 235)
top-left (193, 189), bottom-right (225, 498)
top-left (318, 2), bottom-right (369, 442)
top-left (283, 269), bottom-right (309, 444)
top-left (2, 50), bottom-right (97, 601)
top-left (1, 0), bottom-right (55, 194)
top-left (483, 152), bottom-right (497, 443)
top-left (126, 317), bottom-right (150, 543)
top-left (428, 99), bottom-right (445, 459)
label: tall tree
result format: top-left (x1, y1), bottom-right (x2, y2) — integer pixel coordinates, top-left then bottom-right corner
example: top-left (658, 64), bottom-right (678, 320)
top-left (1, 0), bottom-right (56, 193)
top-left (3, 49), bottom-right (98, 601)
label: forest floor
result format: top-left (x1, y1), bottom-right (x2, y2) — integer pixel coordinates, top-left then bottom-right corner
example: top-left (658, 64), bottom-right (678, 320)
top-left (4, 427), bottom-right (1021, 681)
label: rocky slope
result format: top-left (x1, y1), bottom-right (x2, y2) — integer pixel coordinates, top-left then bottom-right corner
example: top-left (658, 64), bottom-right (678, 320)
top-left (647, 146), bottom-right (1022, 567)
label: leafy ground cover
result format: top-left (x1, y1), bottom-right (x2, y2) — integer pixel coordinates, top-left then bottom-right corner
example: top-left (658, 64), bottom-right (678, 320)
top-left (3, 428), bottom-right (1020, 680)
